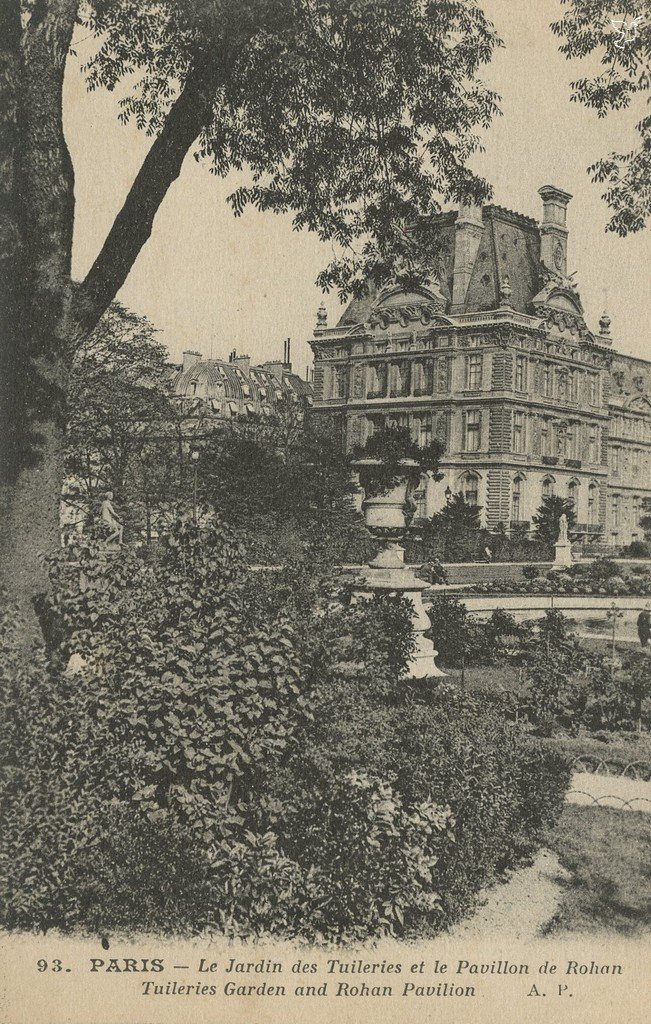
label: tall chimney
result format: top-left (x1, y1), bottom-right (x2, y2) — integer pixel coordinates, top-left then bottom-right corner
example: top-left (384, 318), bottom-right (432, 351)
top-left (451, 202), bottom-right (484, 311)
top-left (283, 337), bottom-right (292, 370)
top-left (538, 185), bottom-right (572, 277)
top-left (183, 350), bottom-right (202, 372)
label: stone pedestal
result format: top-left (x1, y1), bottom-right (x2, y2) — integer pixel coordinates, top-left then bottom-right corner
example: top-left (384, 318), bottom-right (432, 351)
top-left (553, 541), bottom-right (573, 567)
top-left (356, 543), bottom-right (445, 679)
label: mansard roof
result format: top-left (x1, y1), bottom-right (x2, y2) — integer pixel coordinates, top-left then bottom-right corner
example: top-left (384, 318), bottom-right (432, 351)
top-left (335, 202), bottom-right (552, 327)
top-left (169, 358), bottom-right (311, 407)
top-left (609, 353), bottom-right (651, 410)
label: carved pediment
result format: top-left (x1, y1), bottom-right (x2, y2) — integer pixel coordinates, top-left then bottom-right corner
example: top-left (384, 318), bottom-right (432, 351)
top-left (626, 395), bottom-right (651, 413)
top-left (369, 282), bottom-right (447, 328)
top-left (532, 272), bottom-right (585, 322)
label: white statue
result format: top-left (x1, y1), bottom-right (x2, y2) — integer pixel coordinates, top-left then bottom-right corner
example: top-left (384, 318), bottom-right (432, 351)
top-left (558, 513), bottom-right (569, 545)
top-left (101, 491), bottom-right (124, 545)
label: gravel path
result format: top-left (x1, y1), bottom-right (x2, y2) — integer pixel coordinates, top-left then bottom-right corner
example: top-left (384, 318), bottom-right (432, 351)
top-left (447, 848), bottom-right (571, 940)
top-left (568, 771), bottom-right (651, 812)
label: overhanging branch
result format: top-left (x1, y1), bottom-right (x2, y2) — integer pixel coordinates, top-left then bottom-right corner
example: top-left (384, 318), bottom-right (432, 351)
top-left (74, 71), bottom-right (214, 336)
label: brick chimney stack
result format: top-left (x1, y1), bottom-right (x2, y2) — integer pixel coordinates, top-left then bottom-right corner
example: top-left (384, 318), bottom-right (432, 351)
top-left (538, 185), bottom-right (572, 277)
top-left (231, 353), bottom-right (251, 375)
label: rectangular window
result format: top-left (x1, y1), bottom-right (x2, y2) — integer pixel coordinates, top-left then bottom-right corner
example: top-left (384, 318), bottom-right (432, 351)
top-left (413, 360), bottom-right (433, 395)
top-left (557, 370), bottom-right (567, 401)
top-left (588, 427), bottom-right (598, 464)
top-left (513, 411), bottom-right (525, 453)
top-left (543, 363), bottom-right (552, 398)
top-left (589, 375), bottom-right (598, 405)
top-left (541, 418), bottom-right (550, 456)
top-left (465, 410), bottom-right (481, 452)
top-left (515, 355), bottom-right (527, 392)
top-left (466, 353), bottom-right (483, 390)
top-left (612, 495), bottom-right (620, 528)
top-left (512, 478), bottom-right (522, 521)
top-left (415, 415), bottom-right (432, 448)
top-left (391, 362), bottom-right (410, 397)
top-left (612, 446), bottom-right (620, 474)
top-left (587, 486), bottom-right (597, 524)
top-left (633, 495), bottom-right (640, 525)
top-left (368, 363), bottom-right (387, 398)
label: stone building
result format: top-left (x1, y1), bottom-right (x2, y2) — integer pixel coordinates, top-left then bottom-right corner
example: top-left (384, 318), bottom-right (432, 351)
top-left (309, 186), bottom-right (651, 547)
top-left (170, 342), bottom-right (313, 429)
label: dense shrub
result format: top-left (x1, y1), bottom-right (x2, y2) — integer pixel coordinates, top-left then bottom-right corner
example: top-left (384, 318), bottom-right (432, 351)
top-left (292, 680), bottom-right (570, 929)
top-left (520, 612), bottom-right (651, 736)
top-left (1, 522), bottom-right (569, 942)
top-left (621, 541), bottom-right (650, 558)
top-left (426, 595), bottom-right (524, 668)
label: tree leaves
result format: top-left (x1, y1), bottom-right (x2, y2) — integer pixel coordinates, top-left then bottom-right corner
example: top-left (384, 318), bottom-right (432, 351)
top-left (80, 0), bottom-right (501, 298)
top-left (551, 0), bottom-right (651, 234)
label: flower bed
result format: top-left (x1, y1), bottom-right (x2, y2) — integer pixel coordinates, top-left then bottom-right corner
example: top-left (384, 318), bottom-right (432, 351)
top-left (464, 561), bottom-right (651, 597)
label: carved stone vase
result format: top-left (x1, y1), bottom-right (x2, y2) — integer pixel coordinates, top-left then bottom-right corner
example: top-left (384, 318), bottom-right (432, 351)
top-left (352, 459), bottom-right (445, 679)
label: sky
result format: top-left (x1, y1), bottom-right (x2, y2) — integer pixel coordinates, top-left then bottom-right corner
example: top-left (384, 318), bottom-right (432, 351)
top-left (64, 0), bottom-right (650, 379)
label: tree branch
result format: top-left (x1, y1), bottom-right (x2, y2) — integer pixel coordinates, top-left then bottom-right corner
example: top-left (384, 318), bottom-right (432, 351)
top-left (74, 71), bottom-right (214, 336)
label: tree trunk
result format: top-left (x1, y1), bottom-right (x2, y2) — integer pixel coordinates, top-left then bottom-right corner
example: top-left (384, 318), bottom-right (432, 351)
top-left (0, 419), bottom-right (64, 616)
top-left (1, 2), bottom-right (213, 633)
top-left (0, 1), bottom-right (78, 624)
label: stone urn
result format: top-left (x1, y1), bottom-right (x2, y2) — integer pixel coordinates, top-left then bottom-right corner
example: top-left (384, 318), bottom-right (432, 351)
top-left (351, 458), bottom-right (444, 679)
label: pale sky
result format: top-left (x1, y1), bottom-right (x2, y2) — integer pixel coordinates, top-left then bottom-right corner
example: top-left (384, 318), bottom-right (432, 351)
top-left (64, 0), bottom-right (650, 378)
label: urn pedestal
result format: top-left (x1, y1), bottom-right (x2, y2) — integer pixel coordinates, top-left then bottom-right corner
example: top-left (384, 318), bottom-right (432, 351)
top-left (353, 461), bottom-right (445, 679)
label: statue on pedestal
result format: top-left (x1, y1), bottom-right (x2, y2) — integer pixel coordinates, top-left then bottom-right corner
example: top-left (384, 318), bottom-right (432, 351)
top-left (553, 512), bottom-right (572, 566)
top-left (558, 513), bottom-right (569, 544)
top-left (101, 491), bottom-right (124, 545)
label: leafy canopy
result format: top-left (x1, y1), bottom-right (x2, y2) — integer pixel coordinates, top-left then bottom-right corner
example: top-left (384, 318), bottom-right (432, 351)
top-left (65, 303), bottom-right (185, 536)
top-left (552, 0), bottom-right (651, 235)
top-left (81, 0), bottom-right (501, 298)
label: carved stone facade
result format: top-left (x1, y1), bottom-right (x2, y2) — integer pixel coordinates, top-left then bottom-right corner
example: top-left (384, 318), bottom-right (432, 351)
top-left (309, 187), bottom-right (651, 547)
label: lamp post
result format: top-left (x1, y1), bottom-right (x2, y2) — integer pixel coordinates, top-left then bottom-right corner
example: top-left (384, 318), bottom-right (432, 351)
top-left (606, 600), bottom-right (623, 669)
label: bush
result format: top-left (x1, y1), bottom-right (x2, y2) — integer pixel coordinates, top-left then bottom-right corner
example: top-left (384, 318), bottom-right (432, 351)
top-left (623, 540), bottom-right (651, 558)
top-left (293, 681), bottom-right (570, 930)
top-left (520, 612), bottom-right (651, 736)
top-left (1, 522), bottom-right (569, 942)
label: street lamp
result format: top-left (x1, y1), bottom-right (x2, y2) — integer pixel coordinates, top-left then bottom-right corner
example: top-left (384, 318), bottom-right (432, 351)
top-left (445, 485), bottom-right (452, 503)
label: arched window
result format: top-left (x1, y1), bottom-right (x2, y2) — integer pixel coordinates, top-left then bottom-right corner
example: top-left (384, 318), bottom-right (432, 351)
top-left (512, 476), bottom-right (524, 522)
top-left (462, 473), bottom-right (479, 506)
top-left (611, 494), bottom-right (621, 529)
top-left (587, 482), bottom-right (598, 525)
top-left (542, 476), bottom-right (555, 499)
top-left (568, 479), bottom-right (579, 510)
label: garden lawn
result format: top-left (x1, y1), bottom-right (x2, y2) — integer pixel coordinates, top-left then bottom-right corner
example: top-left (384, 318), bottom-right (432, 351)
top-left (544, 805), bottom-right (651, 937)
top-left (541, 732), bottom-right (651, 768)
